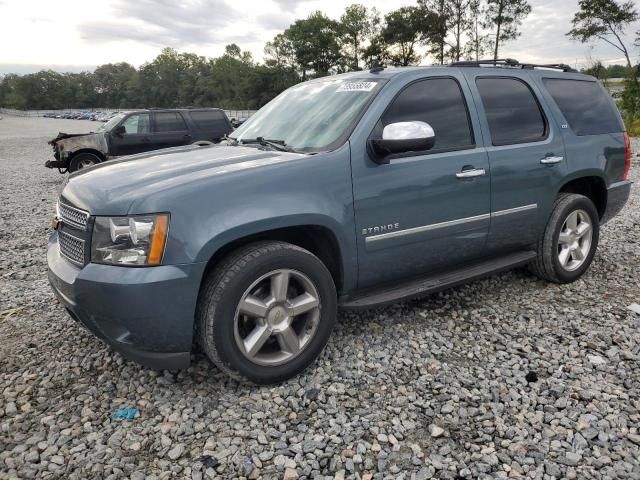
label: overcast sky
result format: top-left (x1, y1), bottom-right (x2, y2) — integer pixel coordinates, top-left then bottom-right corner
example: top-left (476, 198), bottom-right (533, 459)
top-left (1, 0), bottom-right (638, 74)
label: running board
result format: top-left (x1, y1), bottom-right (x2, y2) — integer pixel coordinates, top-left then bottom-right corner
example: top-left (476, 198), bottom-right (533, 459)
top-left (339, 251), bottom-right (536, 310)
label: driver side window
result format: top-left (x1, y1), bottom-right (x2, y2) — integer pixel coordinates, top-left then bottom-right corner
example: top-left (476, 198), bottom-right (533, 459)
top-left (122, 114), bottom-right (151, 134)
top-left (381, 78), bottom-right (474, 151)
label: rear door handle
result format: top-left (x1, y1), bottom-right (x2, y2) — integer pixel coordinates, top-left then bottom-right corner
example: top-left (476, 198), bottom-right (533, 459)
top-left (456, 168), bottom-right (486, 179)
top-left (540, 156), bottom-right (563, 165)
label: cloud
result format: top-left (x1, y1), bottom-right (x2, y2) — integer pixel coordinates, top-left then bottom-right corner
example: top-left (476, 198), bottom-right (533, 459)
top-left (271, 0), bottom-right (309, 9)
top-left (256, 12), bottom-right (296, 31)
top-left (78, 0), bottom-right (238, 47)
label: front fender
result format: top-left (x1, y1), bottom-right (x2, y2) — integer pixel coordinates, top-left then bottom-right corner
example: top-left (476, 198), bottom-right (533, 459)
top-left (128, 145), bottom-right (358, 292)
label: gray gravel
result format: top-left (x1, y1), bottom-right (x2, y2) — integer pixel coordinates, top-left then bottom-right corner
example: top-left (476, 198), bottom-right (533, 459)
top-left (1, 115), bottom-right (639, 480)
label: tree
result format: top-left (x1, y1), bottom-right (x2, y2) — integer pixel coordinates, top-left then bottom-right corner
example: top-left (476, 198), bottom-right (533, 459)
top-left (339, 4), bottom-right (374, 70)
top-left (465, 0), bottom-right (491, 60)
top-left (484, 0), bottom-right (532, 60)
top-left (419, 0), bottom-right (449, 64)
top-left (284, 12), bottom-right (342, 78)
top-left (447, 0), bottom-right (473, 61)
top-left (264, 33), bottom-right (297, 72)
top-left (568, 1), bottom-right (638, 77)
top-left (568, 0), bottom-right (639, 119)
top-left (93, 63), bottom-right (137, 108)
top-left (381, 7), bottom-right (436, 66)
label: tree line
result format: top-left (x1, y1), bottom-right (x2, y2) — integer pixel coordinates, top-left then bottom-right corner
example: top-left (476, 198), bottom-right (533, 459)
top-left (0, 0), bottom-right (639, 123)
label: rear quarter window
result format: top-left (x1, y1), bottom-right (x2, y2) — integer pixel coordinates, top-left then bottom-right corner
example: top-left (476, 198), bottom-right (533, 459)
top-left (543, 79), bottom-right (623, 136)
top-left (189, 110), bottom-right (228, 130)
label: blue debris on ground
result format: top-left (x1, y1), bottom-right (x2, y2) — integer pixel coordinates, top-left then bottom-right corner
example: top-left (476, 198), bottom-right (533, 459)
top-left (110, 407), bottom-right (139, 422)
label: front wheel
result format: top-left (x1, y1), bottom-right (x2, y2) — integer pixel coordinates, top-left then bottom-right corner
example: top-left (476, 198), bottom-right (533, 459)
top-left (530, 193), bottom-right (600, 284)
top-left (68, 153), bottom-right (100, 172)
top-left (197, 241), bottom-right (337, 384)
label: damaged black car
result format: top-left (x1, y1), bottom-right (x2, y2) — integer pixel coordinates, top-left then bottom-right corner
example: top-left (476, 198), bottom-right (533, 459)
top-left (45, 108), bottom-right (233, 173)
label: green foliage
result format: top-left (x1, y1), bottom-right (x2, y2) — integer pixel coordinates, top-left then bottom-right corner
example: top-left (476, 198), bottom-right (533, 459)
top-left (484, 0), bottom-right (532, 60)
top-left (625, 116), bottom-right (640, 136)
top-left (568, 0), bottom-right (638, 49)
top-left (380, 6), bottom-right (436, 66)
top-left (418, 0), bottom-right (449, 64)
top-left (339, 4), bottom-right (376, 70)
top-left (0, 46), bottom-right (298, 110)
top-left (284, 11), bottom-right (342, 78)
top-left (569, 0), bottom-right (639, 121)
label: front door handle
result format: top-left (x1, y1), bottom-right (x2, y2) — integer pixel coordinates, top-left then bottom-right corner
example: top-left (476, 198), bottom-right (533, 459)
top-left (456, 168), bottom-right (486, 179)
top-left (540, 156), bottom-right (563, 165)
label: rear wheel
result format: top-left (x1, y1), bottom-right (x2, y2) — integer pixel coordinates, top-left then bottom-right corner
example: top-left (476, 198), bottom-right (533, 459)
top-left (69, 153), bottom-right (100, 172)
top-left (530, 193), bottom-right (600, 284)
top-left (197, 241), bottom-right (337, 384)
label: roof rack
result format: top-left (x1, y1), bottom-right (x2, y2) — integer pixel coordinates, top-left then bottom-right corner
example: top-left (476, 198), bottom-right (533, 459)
top-left (450, 58), bottom-right (577, 73)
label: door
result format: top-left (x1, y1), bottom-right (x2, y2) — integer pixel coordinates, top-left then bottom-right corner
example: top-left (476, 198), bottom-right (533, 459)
top-left (109, 113), bottom-right (152, 156)
top-left (151, 111), bottom-right (191, 149)
top-left (351, 75), bottom-right (492, 289)
top-left (463, 72), bottom-right (568, 252)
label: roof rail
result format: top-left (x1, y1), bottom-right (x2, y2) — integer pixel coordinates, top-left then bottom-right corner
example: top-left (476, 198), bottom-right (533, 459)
top-left (450, 58), bottom-right (577, 73)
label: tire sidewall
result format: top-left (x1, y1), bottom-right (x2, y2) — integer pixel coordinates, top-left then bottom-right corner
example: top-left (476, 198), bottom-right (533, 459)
top-left (69, 153), bottom-right (100, 172)
top-left (550, 196), bottom-right (600, 283)
top-left (207, 247), bottom-right (337, 384)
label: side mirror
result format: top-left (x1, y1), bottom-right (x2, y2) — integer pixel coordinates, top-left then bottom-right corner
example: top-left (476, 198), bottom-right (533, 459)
top-left (112, 125), bottom-right (126, 137)
top-left (369, 121), bottom-right (436, 164)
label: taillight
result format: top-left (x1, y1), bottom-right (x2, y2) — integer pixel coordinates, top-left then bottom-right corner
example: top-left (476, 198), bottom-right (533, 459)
top-left (623, 132), bottom-right (631, 180)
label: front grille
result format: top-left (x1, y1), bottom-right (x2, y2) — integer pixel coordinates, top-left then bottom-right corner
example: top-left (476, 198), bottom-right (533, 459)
top-left (58, 230), bottom-right (85, 266)
top-left (58, 202), bottom-right (89, 230)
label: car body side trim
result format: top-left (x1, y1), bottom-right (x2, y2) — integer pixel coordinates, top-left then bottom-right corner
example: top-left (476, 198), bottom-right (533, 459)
top-left (365, 213), bottom-right (491, 243)
top-left (490, 203), bottom-right (538, 218)
top-left (364, 204), bottom-right (538, 243)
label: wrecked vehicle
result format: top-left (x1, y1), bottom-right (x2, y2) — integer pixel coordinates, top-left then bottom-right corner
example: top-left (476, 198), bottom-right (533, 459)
top-left (45, 108), bottom-right (233, 173)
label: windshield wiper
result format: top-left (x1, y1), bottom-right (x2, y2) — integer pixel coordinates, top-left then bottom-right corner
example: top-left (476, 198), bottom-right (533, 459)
top-left (234, 137), bottom-right (306, 154)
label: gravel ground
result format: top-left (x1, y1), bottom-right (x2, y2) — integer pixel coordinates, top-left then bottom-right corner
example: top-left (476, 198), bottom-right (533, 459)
top-left (1, 115), bottom-right (639, 480)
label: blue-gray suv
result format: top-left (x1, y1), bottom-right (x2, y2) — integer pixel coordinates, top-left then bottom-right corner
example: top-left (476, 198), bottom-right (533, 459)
top-left (47, 60), bottom-right (633, 384)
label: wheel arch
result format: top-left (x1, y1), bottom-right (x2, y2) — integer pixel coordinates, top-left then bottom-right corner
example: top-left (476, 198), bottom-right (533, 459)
top-left (199, 223), bottom-right (346, 296)
top-left (68, 149), bottom-right (107, 163)
top-left (557, 174), bottom-right (607, 220)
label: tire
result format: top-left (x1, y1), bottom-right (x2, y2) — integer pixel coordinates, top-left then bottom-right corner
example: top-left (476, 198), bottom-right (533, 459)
top-left (197, 241), bottom-right (337, 384)
top-left (69, 153), bottom-right (100, 172)
top-left (529, 193), bottom-right (600, 284)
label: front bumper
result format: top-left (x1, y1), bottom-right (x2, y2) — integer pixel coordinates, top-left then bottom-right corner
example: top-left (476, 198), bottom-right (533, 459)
top-left (47, 233), bottom-right (205, 369)
top-left (602, 180), bottom-right (632, 224)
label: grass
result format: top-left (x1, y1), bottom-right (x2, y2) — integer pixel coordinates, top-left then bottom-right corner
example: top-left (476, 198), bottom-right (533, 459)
top-left (625, 117), bottom-right (640, 137)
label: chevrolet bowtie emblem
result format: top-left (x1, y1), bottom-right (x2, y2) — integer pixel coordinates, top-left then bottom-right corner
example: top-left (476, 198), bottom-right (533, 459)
top-left (51, 216), bottom-right (62, 230)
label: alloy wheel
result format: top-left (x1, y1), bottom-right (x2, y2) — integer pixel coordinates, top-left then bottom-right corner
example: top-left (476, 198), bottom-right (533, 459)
top-left (557, 209), bottom-right (593, 272)
top-left (233, 269), bottom-right (321, 366)
top-left (77, 158), bottom-right (96, 170)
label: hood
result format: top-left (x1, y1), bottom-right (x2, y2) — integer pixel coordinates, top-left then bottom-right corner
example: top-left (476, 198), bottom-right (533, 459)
top-left (61, 144), bottom-right (308, 215)
top-left (49, 131), bottom-right (95, 145)
top-left (50, 131), bottom-right (107, 152)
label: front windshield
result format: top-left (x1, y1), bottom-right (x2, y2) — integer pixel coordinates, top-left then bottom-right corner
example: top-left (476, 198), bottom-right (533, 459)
top-left (231, 78), bottom-right (383, 151)
top-left (95, 113), bottom-right (125, 133)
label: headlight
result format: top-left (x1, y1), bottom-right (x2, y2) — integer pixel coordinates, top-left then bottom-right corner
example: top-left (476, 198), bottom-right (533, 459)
top-left (91, 214), bottom-right (169, 266)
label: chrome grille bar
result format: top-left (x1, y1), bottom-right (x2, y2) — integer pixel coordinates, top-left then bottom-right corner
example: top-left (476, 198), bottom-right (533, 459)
top-left (58, 230), bottom-right (85, 266)
top-left (58, 202), bottom-right (89, 231)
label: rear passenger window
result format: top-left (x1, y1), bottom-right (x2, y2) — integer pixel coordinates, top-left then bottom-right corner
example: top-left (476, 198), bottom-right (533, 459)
top-left (381, 77), bottom-right (474, 151)
top-left (476, 78), bottom-right (546, 146)
top-left (190, 110), bottom-right (227, 130)
top-left (155, 112), bottom-right (187, 132)
top-left (543, 79), bottom-right (623, 136)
